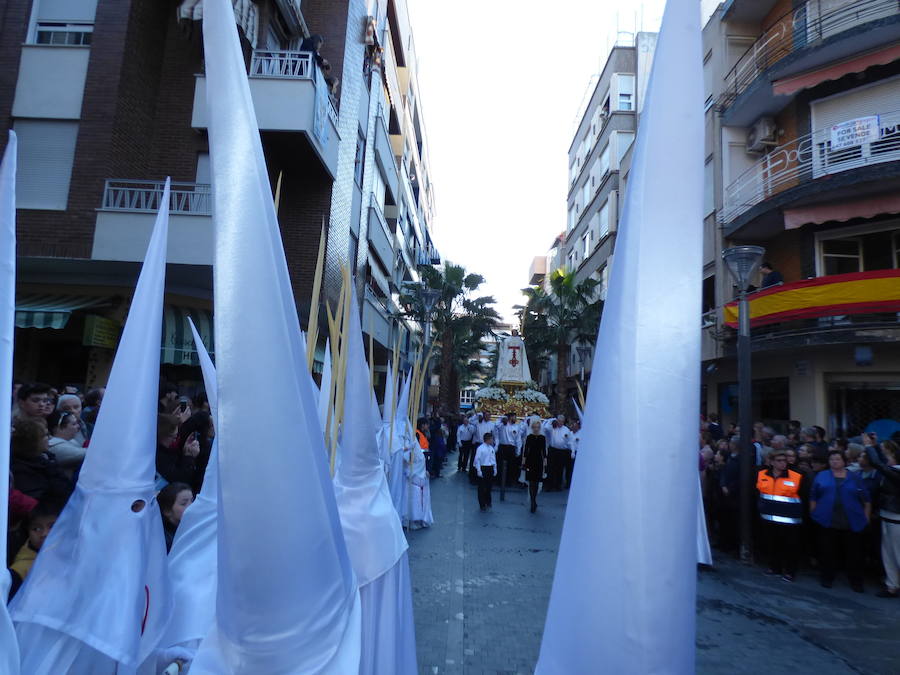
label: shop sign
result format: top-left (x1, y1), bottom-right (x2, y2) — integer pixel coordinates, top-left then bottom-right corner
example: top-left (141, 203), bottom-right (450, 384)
top-left (82, 314), bottom-right (120, 349)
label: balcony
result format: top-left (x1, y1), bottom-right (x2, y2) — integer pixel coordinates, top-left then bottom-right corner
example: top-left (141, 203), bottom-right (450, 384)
top-left (92, 180), bottom-right (213, 265)
top-left (721, 0), bottom-right (900, 124)
top-left (374, 104), bottom-right (399, 203)
top-left (363, 286), bottom-right (393, 348)
top-left (367, 196), bottom-right (395, 269)
top-left (192, 50), bottom-right (340, 178)
top-left (721, 269), bottom-right (900, 352)
top-left (721, 109), bottom-right (900, 232)
top-left (416, 242), bottom-right (441, 267)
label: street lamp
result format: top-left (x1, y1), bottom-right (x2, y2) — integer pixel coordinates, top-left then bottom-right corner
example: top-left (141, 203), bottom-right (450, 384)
top-left (722, 244), bottom-right (765, 562)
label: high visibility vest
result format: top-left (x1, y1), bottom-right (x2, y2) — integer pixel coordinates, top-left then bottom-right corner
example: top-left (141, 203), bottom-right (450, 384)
top-left (416, 429), bottom-right (429, 450)
top-left (756, 468), bottom-right (803, 524)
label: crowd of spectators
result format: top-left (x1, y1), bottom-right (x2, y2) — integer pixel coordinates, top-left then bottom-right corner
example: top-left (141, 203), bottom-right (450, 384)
top-left (6, 379), bottom-right (214, 597)
top-left (700, 414), bottom-right (900, 597)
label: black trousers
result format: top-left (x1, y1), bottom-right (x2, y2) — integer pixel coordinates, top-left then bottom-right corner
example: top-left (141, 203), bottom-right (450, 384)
top-left (818, 525), bottom-right (864, 586)
top-left (478, 466), bottom-right (495, 509)
top-left (497, 445), bottom-right (517, 486)
top-left (546, 448), bottom-right (566, 490)
top-left (762, 519), bottom-right (800, 575)
top-left (458, 441), bottom-right (473, 471)
top-left (562, 453), bottom-right (575, 489)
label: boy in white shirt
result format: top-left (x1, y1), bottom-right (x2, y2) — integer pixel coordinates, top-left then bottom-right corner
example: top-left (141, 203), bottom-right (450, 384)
top-left (474, 432), bottom-right (497, 512)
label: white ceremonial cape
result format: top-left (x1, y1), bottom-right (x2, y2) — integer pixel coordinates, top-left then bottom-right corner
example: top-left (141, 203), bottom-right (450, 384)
top-left (333, 288), bottom-right (415, 674)
top-left (537, 0), bottom-right (704, 672)
top-left (157, 319), bottom-right (219, 659)
top-left (190, 0), bottom-right (360, 671)
top-left (12, 182), bottom-right (174, 672)
top-left (0, 131), bottom-right (21, 675)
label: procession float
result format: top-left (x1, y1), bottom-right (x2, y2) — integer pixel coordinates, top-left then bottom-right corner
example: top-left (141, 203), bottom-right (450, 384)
top-left (474, 333), bottom-right (550, 418)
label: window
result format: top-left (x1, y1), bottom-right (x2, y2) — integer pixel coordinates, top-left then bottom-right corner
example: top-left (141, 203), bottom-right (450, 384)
top-left (460, 390), bottom-right (475, 407)
top-left (598, 200), bottom-right (610, 239)
top-left (616, 132), bottom-right (635, 166)
top-left (582, 182), bottom-right (591, 211)
top-left (598, 144), bottom-right (610, 179)
top-left (349, 232), bottom-right (359, 270)
top-left (617, 74), bottom-right (635, 111)
top-left (569, 161), bottom-right (577, 187)
top-left (35, 22), bottom-right (92, 45)
top-left (354, 131), bottom-right (365, 187)
top-left (822, 238), bottom-right (861, 275)
top-left (372, 167), bottom-right (386, 212)
top-left (14, 119), bottom-right (78, 210)
top-left (582, 231), bottom-right (592, 258)
top-left (703, 50), bottom-right (713, 110)
top-left (567, 249), bottom-right (578, 270)
top-left (704, 157), bottom-right (714, 216)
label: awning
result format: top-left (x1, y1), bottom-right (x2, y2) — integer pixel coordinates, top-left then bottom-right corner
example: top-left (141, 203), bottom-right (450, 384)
top-left (774, 43), bottom-right (900, 97)
top-left (15, 295), bottom-right (110, 329)
top-left (724, 269), bottom-right (900, 328)
top-left (162, 306), bottom-right (214, 365)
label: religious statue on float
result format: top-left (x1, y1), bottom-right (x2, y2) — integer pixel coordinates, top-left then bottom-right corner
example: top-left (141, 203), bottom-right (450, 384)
top-left (474, 331), bottom-right (550, 417)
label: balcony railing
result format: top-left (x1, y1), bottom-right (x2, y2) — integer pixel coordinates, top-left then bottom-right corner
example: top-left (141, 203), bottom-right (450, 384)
top-left (416, 242), bottom-right (441, 266)
top-left (101, 180), bottom-right (211, 215)
top-left (721, 109), bottom-right (900, 224)
top-left (721, 0), bottom-right (899, 107)
top-left (723, 269), bottom-right (900, 329)
top-left (248, 49), bottom-right (338, 129)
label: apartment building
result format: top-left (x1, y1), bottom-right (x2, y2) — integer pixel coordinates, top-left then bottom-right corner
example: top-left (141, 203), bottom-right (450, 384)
top-left (701, 0), bottom-right (900, 435)
top-left (1, 0), bottom-right (438, 392)
top-left (526, 32), bottom-right (656, 390)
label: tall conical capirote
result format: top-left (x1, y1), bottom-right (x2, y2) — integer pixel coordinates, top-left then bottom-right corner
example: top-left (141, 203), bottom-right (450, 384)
top-left (190, 0), bottom-right (359, 671)
top-left (536, 1), bottom-right (704, 672)
top-left (0, 131), bottom-right (20, 674)
top-left (334, 286), bottom-right (408, 585)
top-left (12, 179), bottom-right (174, 671)
top-left (161, 318), bottom-right (219, 652)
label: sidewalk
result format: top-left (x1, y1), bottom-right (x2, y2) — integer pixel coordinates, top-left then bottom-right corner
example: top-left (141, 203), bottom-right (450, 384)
top-left (407, 463), bottom-right (900, 674)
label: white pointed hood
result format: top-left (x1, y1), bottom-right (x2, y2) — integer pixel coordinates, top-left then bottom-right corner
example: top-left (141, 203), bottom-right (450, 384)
top-left (162, 318), bottom-right (218, 649)
top-left (537, 0), bottom-right (704, 672)
top-left (333, 287), bottom-right (408, 586)
top-left (12, 180), bottom-right (174, 668)
top-left (0, 132), bottom-right (21, 675)
top-left (191, 0), bottom-right (359, 671)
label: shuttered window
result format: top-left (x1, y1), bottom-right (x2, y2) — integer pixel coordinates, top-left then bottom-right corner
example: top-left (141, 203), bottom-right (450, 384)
top-left (14, 119), bottom-right (79, 210)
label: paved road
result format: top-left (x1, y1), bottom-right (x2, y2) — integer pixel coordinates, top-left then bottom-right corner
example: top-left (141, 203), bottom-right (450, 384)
top-left (407, 462), bottom-right (900, 674)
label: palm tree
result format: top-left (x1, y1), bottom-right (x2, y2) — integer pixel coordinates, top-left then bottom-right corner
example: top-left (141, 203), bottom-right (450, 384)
top-left (519, 269), bottom-right (603, 413)
top-left (400, 263), bottom-right (500, 413)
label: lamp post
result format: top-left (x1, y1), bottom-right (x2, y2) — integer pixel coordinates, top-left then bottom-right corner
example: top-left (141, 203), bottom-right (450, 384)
top-left (722, 245), bottom-right (765, 562)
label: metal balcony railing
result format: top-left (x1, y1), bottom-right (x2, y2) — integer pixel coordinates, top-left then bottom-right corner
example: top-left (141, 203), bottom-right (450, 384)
top-left (721, 0), bottom-right (899, 107)
top-left (101, 180), bottom-right (212, 215)
top-left (416, 242), bottom-right (441, 267)
top-left (720, 109), bottom-right (900, 224)
top-left (250, 49), bottom-right (314, 78)
top-left (249, 49), bottom-right (338, 128)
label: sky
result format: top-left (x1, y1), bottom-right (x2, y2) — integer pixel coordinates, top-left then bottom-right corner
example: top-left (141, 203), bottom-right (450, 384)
top-left (407, 0), bottom-right (719, 322)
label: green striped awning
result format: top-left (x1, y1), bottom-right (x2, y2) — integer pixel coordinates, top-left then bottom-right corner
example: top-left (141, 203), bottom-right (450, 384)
top-left (161, 306), bottom-right (214, 366)
top-left (15, 295), bottom-right (110, 329)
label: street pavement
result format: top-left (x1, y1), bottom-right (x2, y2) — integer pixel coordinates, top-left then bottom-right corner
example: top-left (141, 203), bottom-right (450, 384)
top-left (406, 458), bottom-right (900, 675)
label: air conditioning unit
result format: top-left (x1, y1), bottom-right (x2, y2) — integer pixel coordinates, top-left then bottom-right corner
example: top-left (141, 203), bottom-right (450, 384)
top-left (746, 116), bottom-right (777, 153)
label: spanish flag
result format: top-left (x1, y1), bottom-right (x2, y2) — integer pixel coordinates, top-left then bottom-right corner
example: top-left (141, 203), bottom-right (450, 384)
top-left (724, 269), bottom-right (900, 328)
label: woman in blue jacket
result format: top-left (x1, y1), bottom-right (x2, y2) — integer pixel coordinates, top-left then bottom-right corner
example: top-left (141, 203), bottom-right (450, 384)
top-left (810, 450), bottom-right (871, 592)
